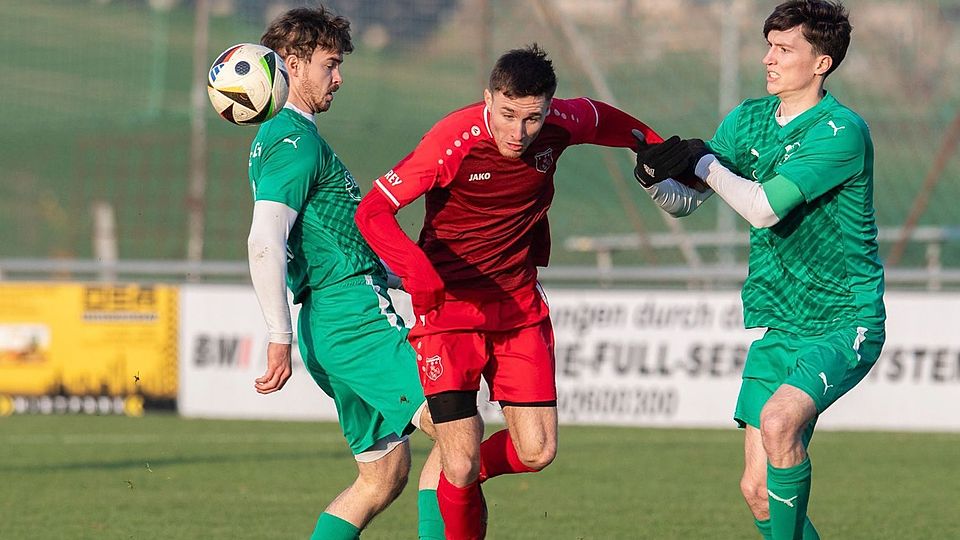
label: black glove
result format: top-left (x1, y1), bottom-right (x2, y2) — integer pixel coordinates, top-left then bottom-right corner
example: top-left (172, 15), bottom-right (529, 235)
top-left (673, 138), bottom-right (712, 192)
top-left (633, 134), bottom-right (692, 187)
top-left (684, 138), bottom-right (711, 172)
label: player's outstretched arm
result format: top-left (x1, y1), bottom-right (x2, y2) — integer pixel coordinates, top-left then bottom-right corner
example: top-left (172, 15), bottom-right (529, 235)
top-left (597, 100), bottom-right (664, 147)
top-left (692, 149), bottom-right (803, 229)
top-left (642, 177), bottom-right (714, 218)
top-left (629, 130), bottom-right (712, 217)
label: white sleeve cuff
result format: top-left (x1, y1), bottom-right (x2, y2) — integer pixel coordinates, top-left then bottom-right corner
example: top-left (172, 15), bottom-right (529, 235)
top-left (697, 155), bottom-right (780, 228)
top-left (248, 200), bottom-right (298, 344)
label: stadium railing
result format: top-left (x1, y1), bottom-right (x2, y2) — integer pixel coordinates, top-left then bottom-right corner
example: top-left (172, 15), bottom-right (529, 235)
top-left (2, 239), bottom-right (958, 292)
top-left (562, 225), bottom-right (960, 290)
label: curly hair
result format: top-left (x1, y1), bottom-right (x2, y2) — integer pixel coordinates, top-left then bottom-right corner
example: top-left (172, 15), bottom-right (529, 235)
top-left (261, 5), bottom-right (353, 62)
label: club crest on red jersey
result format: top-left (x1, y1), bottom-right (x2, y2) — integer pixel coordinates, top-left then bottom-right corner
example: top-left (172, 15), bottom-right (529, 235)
top-left (424, 355), bottom-right (443, 381)
top-left (534, 147), bottom-right (554, 173)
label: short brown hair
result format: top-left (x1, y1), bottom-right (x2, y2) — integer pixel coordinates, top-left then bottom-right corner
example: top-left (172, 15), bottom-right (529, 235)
top-left (488, 44), bottom-right (557, 100)
top-left (261, 6), bottom-right (353, 62)
top-left (764, 0), bottom-right (851, 78)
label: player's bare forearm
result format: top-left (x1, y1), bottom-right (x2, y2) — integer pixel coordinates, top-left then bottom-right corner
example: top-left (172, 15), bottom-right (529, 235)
top-left (255, 342), bottom-right (292, 394)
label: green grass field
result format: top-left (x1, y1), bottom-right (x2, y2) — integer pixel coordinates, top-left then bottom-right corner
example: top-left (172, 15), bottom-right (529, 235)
top-left (2, 414), bottom-right (958, 539)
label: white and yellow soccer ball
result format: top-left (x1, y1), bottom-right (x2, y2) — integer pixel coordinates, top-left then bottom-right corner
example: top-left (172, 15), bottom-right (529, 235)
top-left (207, 43), bottom-right (289, 125)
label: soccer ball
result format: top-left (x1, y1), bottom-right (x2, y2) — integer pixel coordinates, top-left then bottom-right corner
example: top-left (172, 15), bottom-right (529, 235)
top-left (207, 43), bottom-right (289, 125)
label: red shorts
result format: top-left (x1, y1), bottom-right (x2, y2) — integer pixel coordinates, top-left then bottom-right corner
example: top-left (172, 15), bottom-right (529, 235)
top-left (409, 283), bottom-right (556, 403)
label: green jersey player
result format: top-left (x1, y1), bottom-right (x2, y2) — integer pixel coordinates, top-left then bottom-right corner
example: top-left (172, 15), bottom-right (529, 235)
top-left (247, 7), bottom-right (441, 540)
top-left (635, 2), bottom-right (883, 539)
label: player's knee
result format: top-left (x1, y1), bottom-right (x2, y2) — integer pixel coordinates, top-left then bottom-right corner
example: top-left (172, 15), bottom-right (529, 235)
top-left (517, 442), bottom-right (556, 471)
top-left (443, 453), bottom-right (481, 486)
top-left (759, 409), bottom-right (793, 447)
top-left (426, 390), bottom-right (478, 424)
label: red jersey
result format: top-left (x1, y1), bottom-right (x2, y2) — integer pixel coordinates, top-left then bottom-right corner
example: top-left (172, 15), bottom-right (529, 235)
top-left (356, 97), bottom-right (661, 299)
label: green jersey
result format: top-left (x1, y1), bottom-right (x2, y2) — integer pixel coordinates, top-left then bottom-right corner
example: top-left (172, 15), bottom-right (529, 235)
top-left (248, 107), bottom-right (384, 302)
top-left (707, 92), bottom-right (885, 334)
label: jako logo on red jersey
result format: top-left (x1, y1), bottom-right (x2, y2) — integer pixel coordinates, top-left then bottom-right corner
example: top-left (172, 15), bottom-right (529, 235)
top-left (425, 355), bottom-right (443, 381)
top-left (468, 172), bottom-right (491, 182)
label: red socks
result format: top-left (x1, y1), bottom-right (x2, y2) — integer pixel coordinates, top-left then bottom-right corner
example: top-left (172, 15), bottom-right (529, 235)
top-left (478, 429), bottom-right (535, 483)
top-left (436, 430), bottom-right (536, 539)
top-left (437, 472), bottom-right (486, 540)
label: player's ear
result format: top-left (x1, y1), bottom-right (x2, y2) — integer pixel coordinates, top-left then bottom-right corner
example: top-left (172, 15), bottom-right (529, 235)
top-left (814, 54), bottom-right (832, 76)
top-left (285, 54), bottom-right (300, 76)
top-left (483, 88), bottom-right (493, 109)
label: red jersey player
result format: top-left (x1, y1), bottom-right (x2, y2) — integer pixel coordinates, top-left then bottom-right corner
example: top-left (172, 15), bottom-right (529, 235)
top-left (355, 44), bottom-right (661, 540)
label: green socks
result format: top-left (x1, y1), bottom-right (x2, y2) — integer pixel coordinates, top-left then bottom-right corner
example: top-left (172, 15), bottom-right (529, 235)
top-left (308, 492), bottom-right (445, 540)
top-left (418, 489), bottom-right (445, 540)
top-left (755, 517), bottom-right (773, 539)
top-left (755, 517), bottom-right (819, 540)
top-left (767, 457), bottom-right (817, 540)
top-left (801, 517), bottom-right (821, 540)
top-left (311, 512), bottom-right (360, 540)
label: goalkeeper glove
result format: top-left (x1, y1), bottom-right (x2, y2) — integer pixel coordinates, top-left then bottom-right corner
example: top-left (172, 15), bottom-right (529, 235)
top-left (633, 134), bottom-right (692, 187)
top-left (683, 138), bottom-right (711, 172)
top-left (674, 138), bottom-right (712, 192)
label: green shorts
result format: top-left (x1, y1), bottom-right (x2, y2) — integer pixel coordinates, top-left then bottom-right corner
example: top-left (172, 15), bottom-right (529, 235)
top-left (297, 276), bottom-right (424, 455)
top-left (734, 325), bottom-right (884, 436)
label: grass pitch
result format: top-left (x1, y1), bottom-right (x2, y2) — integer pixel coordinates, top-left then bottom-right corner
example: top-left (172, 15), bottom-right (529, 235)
top-left (1, 414), bottom-right (958, 539)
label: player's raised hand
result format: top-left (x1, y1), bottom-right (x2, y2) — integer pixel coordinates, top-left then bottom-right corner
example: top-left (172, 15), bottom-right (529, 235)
top-left (670, 138), bottom-right (713, 192)
top-left (255, 342), bottom-right (292, 394)
top-left (683, 138), bottom-right (711, 169)
top-left (633, 133), bottom-right (692, 187)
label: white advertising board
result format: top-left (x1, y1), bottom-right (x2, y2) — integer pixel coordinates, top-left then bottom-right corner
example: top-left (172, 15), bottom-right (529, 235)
top-left (548, 289), bottom-right (759, 428)
top-left (546, 289), bottom-right (960, 431)
top-left (178, 285), bottom-right (337, 421)
top-left (179, 285), bottom-right (960, 431)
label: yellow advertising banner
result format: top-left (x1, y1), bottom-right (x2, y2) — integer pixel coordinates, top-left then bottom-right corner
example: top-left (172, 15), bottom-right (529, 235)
top-left (0, 283), bottom-right (177, 403)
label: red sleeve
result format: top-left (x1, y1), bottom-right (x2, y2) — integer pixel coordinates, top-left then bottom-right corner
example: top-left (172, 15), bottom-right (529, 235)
top-left (552, 97), bottom-right (663, 149)
top-left (355, 189), bottom-right (444, 312)
top-left (373, 105), bottom-right (481, 208)
top-left (356, 108), bottom-right (483, 312)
